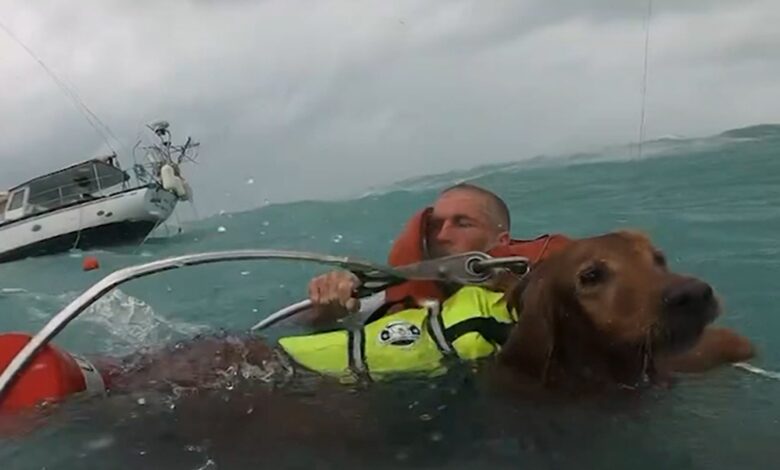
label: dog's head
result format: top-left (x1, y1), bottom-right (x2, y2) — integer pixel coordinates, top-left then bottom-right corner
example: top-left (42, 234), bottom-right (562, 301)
top-left (500, 230), bottom-right (720, 385)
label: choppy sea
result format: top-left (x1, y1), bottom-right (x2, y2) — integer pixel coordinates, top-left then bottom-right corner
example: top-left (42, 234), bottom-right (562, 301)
top-left (1, 124), bottom-right (778, 469)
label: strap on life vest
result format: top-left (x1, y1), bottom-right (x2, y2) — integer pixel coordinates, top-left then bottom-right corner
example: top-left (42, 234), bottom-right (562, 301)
top-left (384, 207), bottom-right (573, 306)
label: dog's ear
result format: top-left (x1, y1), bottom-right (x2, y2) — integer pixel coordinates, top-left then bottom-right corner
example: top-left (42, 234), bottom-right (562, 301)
top-left (492, 270), bottom-right (527, 302)
top-left (500, 261), bottom-right (560, 383)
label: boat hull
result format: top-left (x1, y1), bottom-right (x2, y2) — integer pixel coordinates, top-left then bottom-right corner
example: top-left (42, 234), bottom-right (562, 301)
top-left (0, 186), bottom-right (177, 263)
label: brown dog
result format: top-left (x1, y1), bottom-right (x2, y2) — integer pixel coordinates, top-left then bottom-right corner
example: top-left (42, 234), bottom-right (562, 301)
top-left (494, 230), bottom-right (755, 391)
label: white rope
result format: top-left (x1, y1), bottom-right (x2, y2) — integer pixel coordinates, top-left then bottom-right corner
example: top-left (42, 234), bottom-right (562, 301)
top-left (72, 205), bottom-right (84, 250)
top-left (733, 362), bottom-right (780, 381)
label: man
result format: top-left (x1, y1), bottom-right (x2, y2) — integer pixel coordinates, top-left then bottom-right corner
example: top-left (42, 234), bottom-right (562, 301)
top-left (306, 183), bottom-right (570, 326)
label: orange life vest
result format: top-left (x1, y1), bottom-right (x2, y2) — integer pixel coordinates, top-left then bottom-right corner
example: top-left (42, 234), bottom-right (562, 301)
top-left (384, 208), bottom-right (572, 306)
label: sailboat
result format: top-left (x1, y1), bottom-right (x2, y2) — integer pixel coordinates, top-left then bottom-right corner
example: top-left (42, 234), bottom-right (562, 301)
top-left (0, 121), bottom-right (197, 263)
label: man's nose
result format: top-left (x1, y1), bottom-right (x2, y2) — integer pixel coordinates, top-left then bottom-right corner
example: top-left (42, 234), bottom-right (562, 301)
top-left (435, 220), bottom-right (454, 242)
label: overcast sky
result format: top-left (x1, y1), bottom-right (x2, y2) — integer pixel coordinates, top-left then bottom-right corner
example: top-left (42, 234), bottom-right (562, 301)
top-left (1, 0), bottom-right (778, 215)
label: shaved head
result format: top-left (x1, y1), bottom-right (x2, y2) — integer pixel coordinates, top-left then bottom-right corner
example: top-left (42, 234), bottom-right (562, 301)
top-left (440, 183), bottom-right (511, 234)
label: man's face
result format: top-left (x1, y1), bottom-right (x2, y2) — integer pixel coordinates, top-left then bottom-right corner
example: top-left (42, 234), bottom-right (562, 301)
top-left (426, 190), bottom-right (509, 258)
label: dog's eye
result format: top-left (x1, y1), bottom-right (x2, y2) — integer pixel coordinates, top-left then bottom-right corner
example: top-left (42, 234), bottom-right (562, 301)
top-left (578, 262), bottom-right (607, 286)
top-left (653, 252), bottom-right (667, 268)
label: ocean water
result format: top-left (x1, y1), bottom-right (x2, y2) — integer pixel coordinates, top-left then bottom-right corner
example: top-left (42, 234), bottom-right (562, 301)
top-left (0, 124), bottom-right (778, 469)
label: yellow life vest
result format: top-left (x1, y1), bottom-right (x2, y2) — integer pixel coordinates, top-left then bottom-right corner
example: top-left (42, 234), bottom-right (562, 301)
top-left (277, 286), bottom-right (517, 383)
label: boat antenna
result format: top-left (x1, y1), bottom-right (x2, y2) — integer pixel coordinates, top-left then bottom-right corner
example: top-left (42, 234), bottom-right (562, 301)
top-left (0, 19), bottom-right (122, 155)
top-left (636, 0), bottom-right (653, 159)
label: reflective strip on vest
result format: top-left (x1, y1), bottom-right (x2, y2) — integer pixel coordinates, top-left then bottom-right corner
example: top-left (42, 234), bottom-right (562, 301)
top-left (70, 354), bottom-right (106, 395)
top-left (277, 286), bottom-right (515, 381)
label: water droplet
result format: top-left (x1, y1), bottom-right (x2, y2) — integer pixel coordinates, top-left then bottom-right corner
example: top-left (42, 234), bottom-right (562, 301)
top-left (262, 221), bottom-right (270, 227)
top-left (197, 459), bottom-right (217, 470)
top-left (137, 397), bottom-right (146, 405)
top-left (219, 209), bottom-right (226, 216)
top-left (246, 178), bottom-right (254, 185)
top-left (246, 407), bottom-right (254, 414)
top-left (240, 271), bottom-right (250, 276)
top-left (259, 231), bottom-right (266, 236)
top-left (263, 199), bottom-right (271, 206)
top-left (0, 288), bottom-right (26, 294)
top-left (84, 435), bottom-right (115, 450)
top-left (332, 234), bottom-right (343, 243)
top-left (217, 226), bottom-right (227, 233)
top-left (419, 413), bottom-right (432, 421)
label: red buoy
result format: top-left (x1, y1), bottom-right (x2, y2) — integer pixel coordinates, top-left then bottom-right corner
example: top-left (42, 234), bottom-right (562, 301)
top-left (0, 333), bottom-right (107, 413)
top-left (82, 256), bottom-right (100, 271)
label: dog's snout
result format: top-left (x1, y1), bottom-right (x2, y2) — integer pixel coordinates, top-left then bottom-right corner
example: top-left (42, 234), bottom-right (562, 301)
top-left (663, 279), bottom-right (714, 310)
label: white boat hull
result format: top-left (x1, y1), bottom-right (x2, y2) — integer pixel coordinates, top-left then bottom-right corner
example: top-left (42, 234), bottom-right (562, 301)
top-left (0, 186), bottom-right (178, 263)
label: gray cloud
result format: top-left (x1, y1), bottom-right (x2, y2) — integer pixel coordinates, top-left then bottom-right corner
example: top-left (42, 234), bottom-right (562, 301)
top-left (1, 0), bottom-right (778, 215)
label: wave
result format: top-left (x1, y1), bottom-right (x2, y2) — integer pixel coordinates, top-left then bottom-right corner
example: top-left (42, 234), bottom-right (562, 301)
top-left (166, 121), bottom-right (779, 241)
top-left (352, 122), bottom-right (778, 199)
top-left (718, 123), bottom-right (780, 139)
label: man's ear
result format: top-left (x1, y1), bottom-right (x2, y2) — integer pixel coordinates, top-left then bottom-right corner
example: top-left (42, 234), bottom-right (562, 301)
top-left (496, 231), bottom-right (511, 246)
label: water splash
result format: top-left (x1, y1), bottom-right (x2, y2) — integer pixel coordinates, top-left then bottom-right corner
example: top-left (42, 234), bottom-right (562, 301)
top-left (80, 289), bottom-right (207, 355)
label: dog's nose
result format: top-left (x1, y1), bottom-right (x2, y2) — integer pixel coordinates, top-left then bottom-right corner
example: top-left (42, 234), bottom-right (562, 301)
top-left (663, 279), bottom-right (714, 310)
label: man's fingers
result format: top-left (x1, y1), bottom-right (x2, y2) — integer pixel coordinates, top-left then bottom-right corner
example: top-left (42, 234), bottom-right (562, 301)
top-left (336, 278), bottom-right (356, 306)
top-left (345, 298), bottom-right (360, 313)
top-left (307, 272), bottom-right (360, 316)
top-left (323, 273), bottom-right (341, 304)
top-left (308, 277), bottom-right (326, 304)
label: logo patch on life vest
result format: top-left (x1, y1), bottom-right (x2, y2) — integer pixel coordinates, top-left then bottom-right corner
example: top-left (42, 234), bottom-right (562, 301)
top-left (378, 321), bottom-right (421, 347)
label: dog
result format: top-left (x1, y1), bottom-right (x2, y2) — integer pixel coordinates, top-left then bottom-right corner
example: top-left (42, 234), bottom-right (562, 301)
top-left (493, 229), bottom-right (755, 392)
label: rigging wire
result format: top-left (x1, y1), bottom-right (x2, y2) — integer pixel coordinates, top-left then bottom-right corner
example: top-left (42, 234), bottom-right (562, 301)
top-left (636, 0), bottom-right (653, 159)
top-left (0, 19), bottom-right (122, 155)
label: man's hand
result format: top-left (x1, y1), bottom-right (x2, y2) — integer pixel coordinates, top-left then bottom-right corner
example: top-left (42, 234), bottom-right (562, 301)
top-left (305, 270), bottom-right (361, 326)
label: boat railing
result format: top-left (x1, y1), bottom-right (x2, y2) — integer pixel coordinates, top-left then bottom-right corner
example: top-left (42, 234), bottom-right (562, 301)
top-left (23, 179), bottom-right (126, 215)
